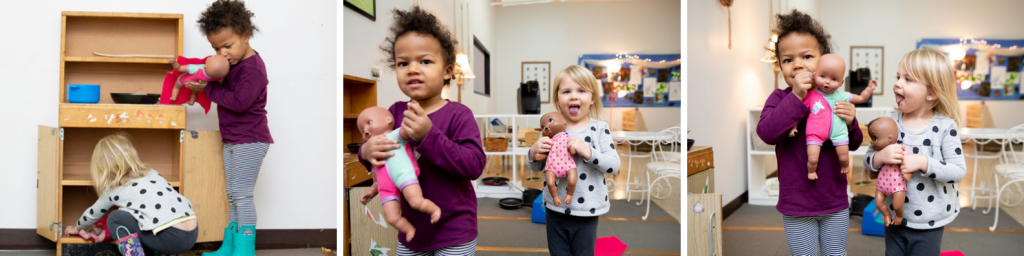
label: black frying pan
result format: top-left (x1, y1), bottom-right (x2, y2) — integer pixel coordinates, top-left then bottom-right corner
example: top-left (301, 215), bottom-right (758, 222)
top-left (499, 198), bottom-right (524, 210)
top-left (111, 93), bottom-right (161, 104)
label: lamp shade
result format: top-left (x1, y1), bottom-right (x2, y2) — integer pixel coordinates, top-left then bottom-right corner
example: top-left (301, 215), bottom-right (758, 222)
top-left (455, 53), bottom-right (475, 78)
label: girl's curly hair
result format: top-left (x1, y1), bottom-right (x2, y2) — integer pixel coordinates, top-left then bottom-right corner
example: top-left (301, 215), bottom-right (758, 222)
top-left (198, 0), bottom-right (259, 37)
top-left (771, 9), bottom-right (833, 63)
top-left (380, 5), bottom-right (457, 85)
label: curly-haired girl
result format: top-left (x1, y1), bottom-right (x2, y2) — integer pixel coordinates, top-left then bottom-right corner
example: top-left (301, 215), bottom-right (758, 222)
top-left (357, 5), bottom-right (486, 255)
top-left (755, 9), bottom-right (862, 255)
top-left (185, 1), bottom-right (272, 255)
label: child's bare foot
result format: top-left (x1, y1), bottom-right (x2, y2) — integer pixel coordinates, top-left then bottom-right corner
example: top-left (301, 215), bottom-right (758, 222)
top-left (405, 228), bottom-right (415, 242)
top-left (808, 172), bottom-right (818, 180)
top-left (564, 194), bottom-right (573, 205)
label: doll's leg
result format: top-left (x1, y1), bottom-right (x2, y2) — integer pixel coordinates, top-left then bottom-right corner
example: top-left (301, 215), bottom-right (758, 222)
top-left (170, 83), bottom-right (183, 100)
top-left (837, 145), bottom-right (851, 174)
top-left (892, 191), bottom-right (906, 226)
top-left (401, 184), bottom-right (441, 224)
top-left (875, 189), bottom-right (892, 227)
top-left (807, 145), bottom-right (821, 180)
top-left (383, 200), bottom-right (416, 242)
top-left (188, 90), bottom-right (199, 105)
top-left (546, 171), bottom-right (561, 207)
top-left (565, 168), bottom-right (577, 204)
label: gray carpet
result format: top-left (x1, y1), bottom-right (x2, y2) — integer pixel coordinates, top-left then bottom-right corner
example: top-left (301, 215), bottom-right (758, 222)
top-left (723, 203), bottom-right (1024, 256)
top-left (477, 198), bottom-right (681, 254)
top-left (0, 248), bottom-right (325, 256)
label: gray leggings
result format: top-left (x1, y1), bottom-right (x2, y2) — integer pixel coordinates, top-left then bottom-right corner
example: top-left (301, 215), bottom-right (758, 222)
top-left (108, 210), bottom-right (198, 255)
top-left (224, 142), bottom-right (270, 227)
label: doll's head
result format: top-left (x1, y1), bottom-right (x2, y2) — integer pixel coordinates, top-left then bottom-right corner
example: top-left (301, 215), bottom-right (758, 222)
top-left (814, 54), bottom-right (846, 93)
top-left (357, 107), bottom-right (395, 141)
top-left (204, 55), bottom-right (230, 79)
top-left (867, 117), bottom-right (899, 150)
top-left (540, 112), bottom-right (567, 138)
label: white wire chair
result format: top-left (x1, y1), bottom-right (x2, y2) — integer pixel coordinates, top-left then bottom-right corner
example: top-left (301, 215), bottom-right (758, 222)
top-left (641, 126), bottom-right (682, 220)
top-left (986, 124), bottom-right (1024, 231)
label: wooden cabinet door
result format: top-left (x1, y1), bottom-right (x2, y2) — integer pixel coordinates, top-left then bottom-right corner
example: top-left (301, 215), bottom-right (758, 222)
top-left (687, 193), bottom-right (722, 256)
top-left (36, 126), bottom-right (60, 241)
top-left (183, 130), bottom-right (228, 242)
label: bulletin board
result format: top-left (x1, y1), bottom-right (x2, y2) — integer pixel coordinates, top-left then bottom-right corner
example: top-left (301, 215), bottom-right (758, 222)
top-left (578, 54), bottom-right (681, 107)
top-left (918, 38), bottom-right (1024, 100)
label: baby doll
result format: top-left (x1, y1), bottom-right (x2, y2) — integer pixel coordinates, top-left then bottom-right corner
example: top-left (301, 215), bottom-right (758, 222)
top-left (66, 214), bottom-right (110, 242)
top-left (356, 106), bottom-right (440, 242)
top-left (790, 53), bottom-right (877, 180)
top-left (168, 55), bottom-right (229, 105)
top-left (868, 116), bottom-right (911, 227)
top-left (536, 112), bottom-right (577, 206)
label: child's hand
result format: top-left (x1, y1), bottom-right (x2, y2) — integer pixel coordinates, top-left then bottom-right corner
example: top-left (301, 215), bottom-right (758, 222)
top-left (567, 137), bottom-right (593, 160)
top-left (834, 101), bottom-right (857, 128)
top-left (788, 126), bottom-right (798, 137)
top-left (402, 101), bottom-right (433, 142)
top-left (64, 225), bottom-right (80, 236)
top-left (873, 144), bottom-right (904, 168)
top-left (531, 137), bottom-right (552, 161)
top-left (360, 183), bottom-right (379, 205)
top-left (901, 154), bottom-right (929, 175)
top-left (184, 80), bottom-right (208, 92)
top-left (792, 70), bottom-right (814, 100)
top-left (361, 134), bottom-right (398, 167)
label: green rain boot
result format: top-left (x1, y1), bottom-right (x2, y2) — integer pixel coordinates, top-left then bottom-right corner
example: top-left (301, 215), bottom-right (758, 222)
top-left (202, 222), bottom-right (237, 256)
top-left (231, 225), bottom-right (256, 256)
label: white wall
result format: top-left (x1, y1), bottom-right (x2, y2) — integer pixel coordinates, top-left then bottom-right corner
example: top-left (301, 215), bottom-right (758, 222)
top-left (495, 0), bottom-right (681, 131)
top-left (343, 0), bottom-right (495, 114)
top-left (821, 0), bottom-right (1024, 129)
top-left (0, 0), bottom-right (336, 229)
top-left (687, 0), bottom-right (776, 205)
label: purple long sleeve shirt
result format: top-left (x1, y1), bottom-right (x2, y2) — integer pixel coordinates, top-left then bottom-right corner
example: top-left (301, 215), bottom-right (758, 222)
top-left (204, 52), bottom-right (273, 144)
top-left (756, 88), bottom-right (862, 217)
top-left (358, 100), bottom-right (486, 251)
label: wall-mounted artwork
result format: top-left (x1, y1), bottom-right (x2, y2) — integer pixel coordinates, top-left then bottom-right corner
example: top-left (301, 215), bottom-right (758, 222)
top-left (919, 38), bottom-right (1024, 100)
top-left (522, 61), bottom-right (551, 103)
top-left (850, 46), bottom-right (884, 95)
top-left (578, 54), bottom-right (681, 107)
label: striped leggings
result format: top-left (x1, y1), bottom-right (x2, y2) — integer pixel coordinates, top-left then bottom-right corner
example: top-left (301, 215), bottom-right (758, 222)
top-left (782, 208), bottom-right (849, 256)
top-left (396, 238), bottom-right (477, 256)
top-left (223, 142), bottom-right (270, 228)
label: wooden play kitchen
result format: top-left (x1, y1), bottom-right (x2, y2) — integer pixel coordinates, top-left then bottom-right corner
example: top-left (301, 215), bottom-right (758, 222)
top-left (36, 11), bottom-right (229, 254)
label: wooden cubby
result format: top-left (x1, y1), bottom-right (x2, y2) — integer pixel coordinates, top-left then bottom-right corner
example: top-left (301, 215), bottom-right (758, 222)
top-left (342, 75), bottom-right (377, 153)
top-left (38, 12), bottom-right (227, 255)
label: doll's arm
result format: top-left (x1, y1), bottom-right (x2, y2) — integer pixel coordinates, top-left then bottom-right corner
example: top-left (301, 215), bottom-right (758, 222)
top-left (76, 191), bottom-right (114, 230)
top-left (850, 80), bottom-right (877, 104)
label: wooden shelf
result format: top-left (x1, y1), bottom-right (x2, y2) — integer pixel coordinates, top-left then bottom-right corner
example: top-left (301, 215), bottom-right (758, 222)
top-left (62, 170), bottom-right (181, 187)
top-left (64, 56), bottom-right (173, 64)
top-left (59, 103), bottom-right (186, 129)
top-left (343, 114), bottom-right (359, 119)
top-left (63, 11), bottom-right (183, 19)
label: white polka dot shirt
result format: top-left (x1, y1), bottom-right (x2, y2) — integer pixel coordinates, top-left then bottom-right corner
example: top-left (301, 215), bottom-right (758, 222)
top-left (76, 170), bottom-right (195, 231)
top-left (864, 111), bottom-right (966, 229)
top-left (528, 119), bottom-right (621, 217)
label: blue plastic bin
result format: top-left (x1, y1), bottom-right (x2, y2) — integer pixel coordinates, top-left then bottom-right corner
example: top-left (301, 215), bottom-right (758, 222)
top-left (531, 196), bottom-right (545, 224)
top-left (862, 199), bottom-right (885, 236)
top-left (67, 84), bottom-right (100, 103)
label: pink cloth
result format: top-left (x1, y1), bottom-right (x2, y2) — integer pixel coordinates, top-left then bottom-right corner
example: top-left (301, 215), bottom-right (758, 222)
top-left (372, 144), bottom-right (421, 204)
top-left (877, 149), bottom-right (909, 196)
top-left (544, 132), bottom-right (576, 178)
top-left (159, 56), bottom-right (214, 114)
top-left (803, 90), bottom-right (833, 146)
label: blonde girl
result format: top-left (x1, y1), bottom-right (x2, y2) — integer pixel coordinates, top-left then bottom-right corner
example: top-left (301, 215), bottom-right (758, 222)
top-left (64, 132), bottom-right (198, 255)
top-left (866, 49), bottom-right (965, 255)
top-left (528, 65), bottom-right (621, 256)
